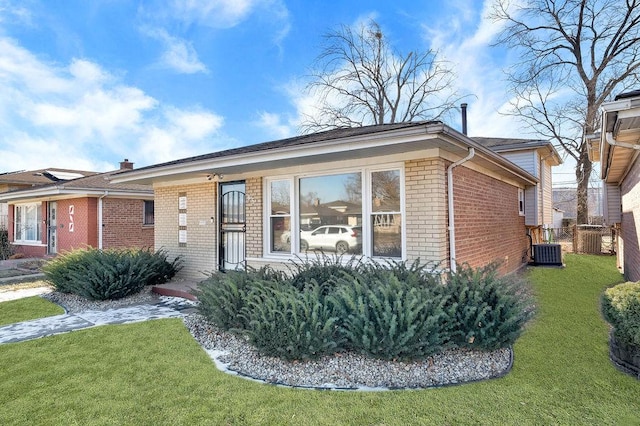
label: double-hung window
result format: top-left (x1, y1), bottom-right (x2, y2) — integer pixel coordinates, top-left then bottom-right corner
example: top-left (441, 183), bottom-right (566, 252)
top-left (143, 200), bottom-right (155, 225)
top-left (14, 203), bottom-right (42, 243)
top-left (266, 166), bottom-right (404, 259)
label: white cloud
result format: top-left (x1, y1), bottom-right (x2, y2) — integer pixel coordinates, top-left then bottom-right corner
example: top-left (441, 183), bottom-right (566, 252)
top-left (141, 27), bottom-right (207, 74)
top-left (168, 0), bottom-right (260, 29)
top-left (255, 111), bottom-right (294, 139)
top-left (0, 37), bottom-right (224, 172)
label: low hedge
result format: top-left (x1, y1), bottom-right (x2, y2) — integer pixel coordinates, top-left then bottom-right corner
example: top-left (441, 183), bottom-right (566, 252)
top-left (43, 248), bottom-right (182, 301)
top-left (196, 257), bottom-right (535, 361)
top-left (602, 281), bottom-right (640, 347)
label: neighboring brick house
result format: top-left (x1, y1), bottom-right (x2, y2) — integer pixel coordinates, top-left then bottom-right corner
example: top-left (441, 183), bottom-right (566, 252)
top-left (0, 160), bottom-right (154, 257)
top-left (588, 90), bottom-right (640, 281)
top-left (0, 168), bottom-right (99, 229)
top-left (111, 122), bottom-right (546, 280)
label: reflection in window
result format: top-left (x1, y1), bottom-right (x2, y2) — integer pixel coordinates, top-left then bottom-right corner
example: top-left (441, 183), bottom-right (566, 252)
top-left (371, 170), bottom-right (402, 257)
top-left (270, 180), bottom-right (291, 252)
top-left (299, 173), bottom-right (362, 254)
top-left (14, 203), bottom-right (42, 242)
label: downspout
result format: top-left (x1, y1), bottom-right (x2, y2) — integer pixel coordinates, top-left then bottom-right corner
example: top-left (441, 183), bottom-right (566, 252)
top-left (98, 192), bottom-right (108, 249)
top-left (605, 132), bottom-right (640, 150)
top-left (447, 147), bottom-right (475, 273)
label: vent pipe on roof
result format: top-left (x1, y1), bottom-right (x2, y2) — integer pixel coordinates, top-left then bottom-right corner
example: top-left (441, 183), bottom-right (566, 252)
top-left (461, 103), bottom-right (468, 135)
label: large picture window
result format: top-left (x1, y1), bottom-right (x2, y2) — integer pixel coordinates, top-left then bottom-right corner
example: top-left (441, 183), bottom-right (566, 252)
top-left (266, 166), bottom-right (404, 258)
top-left (14, 203), bottom-right (42, 243)
top-left (299, 172), bottom-right (362, 255)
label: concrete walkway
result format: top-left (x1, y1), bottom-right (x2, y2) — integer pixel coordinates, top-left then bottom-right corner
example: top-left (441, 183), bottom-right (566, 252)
top-left (0, 296), bottom-right (196, 344)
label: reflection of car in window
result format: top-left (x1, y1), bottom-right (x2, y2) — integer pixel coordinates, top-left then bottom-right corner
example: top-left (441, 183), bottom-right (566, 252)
top-left (280, 225), bottom-right (362, 254)
top-left (297, 225), bottom-right (361, 254)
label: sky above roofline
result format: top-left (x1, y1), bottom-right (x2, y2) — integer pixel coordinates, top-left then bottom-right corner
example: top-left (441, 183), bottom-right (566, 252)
top-left (0, 0), bottom-right (578, 185)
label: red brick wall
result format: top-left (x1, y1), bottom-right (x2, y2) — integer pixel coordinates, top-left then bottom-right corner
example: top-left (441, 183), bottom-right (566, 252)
top-left (621, 156), bottom-right (640, 282)
top-left (450, 165), bottom-right (529, 275)
top-left (102, 198), bottom-right (154, 250)
top-left (56, 198), bottom-right (98, 252)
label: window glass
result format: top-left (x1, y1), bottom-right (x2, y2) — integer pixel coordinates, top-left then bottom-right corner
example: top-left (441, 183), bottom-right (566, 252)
top-left (144, 200), bottom-right (154, 225)
top-left (299, 173), bottom-right (362, 254)
top-left (371, 170), bottom-right (402, 257)
top-left (15, 203), bottom-right (41, 242)
top-left (270, 180), bottom-right (291, 252)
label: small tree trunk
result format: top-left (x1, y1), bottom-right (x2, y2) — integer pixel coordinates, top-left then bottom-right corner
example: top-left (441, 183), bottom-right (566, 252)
top-left (576, 148), bottom-right (592, 224)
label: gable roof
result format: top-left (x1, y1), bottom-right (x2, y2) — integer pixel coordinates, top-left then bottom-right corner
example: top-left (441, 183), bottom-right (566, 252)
top-left (472, 137), bottom-right (562, 166)
top-left (0, 169), bottom-right (153, 203)
top-left (110, 121), bottom-right (538, 187)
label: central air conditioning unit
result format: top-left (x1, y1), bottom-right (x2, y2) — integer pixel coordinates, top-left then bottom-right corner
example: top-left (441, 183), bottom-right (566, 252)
top-left (531, 244), bottom-right (563, 266)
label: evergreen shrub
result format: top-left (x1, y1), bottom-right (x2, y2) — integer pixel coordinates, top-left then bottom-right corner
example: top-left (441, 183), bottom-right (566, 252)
top-left (195, 258), bottom-right (535, 361)
top-left (602, 281), bottom-right (640, 347)
top-left (240, 281), bottom-right (341, 360)
top-left (444, 263), bottom-right (535, 350)
top-left (288, 253), bottom-right (361, 294)
top-left (331, 271), bottom-right (449, 359)
top-left (194, 268), bottom-right (270, 331)
top-left (43, 248), bottom-right (182, 300)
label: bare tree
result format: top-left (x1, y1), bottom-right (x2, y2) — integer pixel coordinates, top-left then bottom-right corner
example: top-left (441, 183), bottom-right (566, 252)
top-left (492, 0), bottom-right (640, 224)
top-left (301, 20), bottom-right (461, 132)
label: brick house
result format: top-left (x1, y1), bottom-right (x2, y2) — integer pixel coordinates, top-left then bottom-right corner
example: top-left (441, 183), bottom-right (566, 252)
top-left (111, 122), bottom-right (544, 280)
top-left (0, 160), bottom-right (154, 257)
top-left (0, 168), bottom-right (99, 229)
top-left (588, 90), bottom-right (640, 281)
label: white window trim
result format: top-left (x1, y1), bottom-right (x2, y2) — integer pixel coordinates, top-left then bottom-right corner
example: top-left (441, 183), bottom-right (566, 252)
top-left (263, 164), bottom-right (406, 260)
top-left (518, 188), bottom-right (525, 216)
top-left (14, 202), bottom-right (43, 244)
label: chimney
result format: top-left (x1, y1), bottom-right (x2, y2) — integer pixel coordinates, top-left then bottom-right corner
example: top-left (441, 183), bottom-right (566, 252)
top-left (461, 103), bottom-right (468, 135)
top-left (119, 159), bottom-right (134, 170)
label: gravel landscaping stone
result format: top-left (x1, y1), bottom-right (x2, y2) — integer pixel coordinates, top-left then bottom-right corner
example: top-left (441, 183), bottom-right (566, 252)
top-left (39, 290), bottom-right (513, 390)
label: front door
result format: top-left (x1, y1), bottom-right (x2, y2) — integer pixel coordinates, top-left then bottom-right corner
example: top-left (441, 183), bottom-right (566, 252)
top-left (47, 202), bottom-right (57, 255)
top-left (219, 181), bottom-right (246, 271)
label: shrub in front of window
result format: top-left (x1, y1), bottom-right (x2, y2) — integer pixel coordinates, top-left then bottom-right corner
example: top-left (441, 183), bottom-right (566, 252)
top-left (195, 258), bottom-right (535, 361)
top-left (43, 248), bottom-right (182, 300)
top-left (602, 281), bottom-right (640, 348)
top-left (240, 281), bottom-right (342, 360)
top-left (288, 253), bottom-right (361, 294)
top-left (444, 263), bottom-right (535, 350)
top-left (331, 271), bottom-right (449, 360)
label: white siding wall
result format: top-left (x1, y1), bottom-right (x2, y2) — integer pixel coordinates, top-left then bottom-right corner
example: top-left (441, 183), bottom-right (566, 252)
top-left (524, 186), bottom-right (538, 225)
top-left (501, 151), bottom-right (538, 177)
top-left (603, 183), bottom-right (622, 224)
top-left (541, 159), bottom-right (553, 225)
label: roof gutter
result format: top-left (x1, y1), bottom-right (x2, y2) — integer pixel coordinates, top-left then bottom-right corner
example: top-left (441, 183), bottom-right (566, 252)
top-left (603, 132), bottom-right (640, 181)
top-left (447, 147), bottom-right (475, 273)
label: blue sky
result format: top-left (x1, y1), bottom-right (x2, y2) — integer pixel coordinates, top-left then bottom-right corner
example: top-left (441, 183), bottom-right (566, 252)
top-left (0, 0), bottom-right (576, 184)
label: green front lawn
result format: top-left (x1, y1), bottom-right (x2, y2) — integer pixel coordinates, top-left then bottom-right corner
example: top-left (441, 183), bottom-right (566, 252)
top-left (0, 296), bottom-right (64, 326)
top-left (0, 254), bottom-right (638, 425)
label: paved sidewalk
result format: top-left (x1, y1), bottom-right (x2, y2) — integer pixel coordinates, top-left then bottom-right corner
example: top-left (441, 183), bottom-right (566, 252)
top-left (0, 296), bottom-right (196, 344)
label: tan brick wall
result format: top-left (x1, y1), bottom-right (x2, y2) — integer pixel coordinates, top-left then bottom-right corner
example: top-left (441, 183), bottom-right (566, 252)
top-left (155, 182), bottom-right (217, 280)
top-left (245, 177), bottom-right (263, 258)
top-left (102, 198), bottom-right (154, 250)
top-left (404, 158), bottom-right (449, 266)
top-left (621, 156), bottom-right (640, 281)
top-left (451, 165), bottom-right (528, 274)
